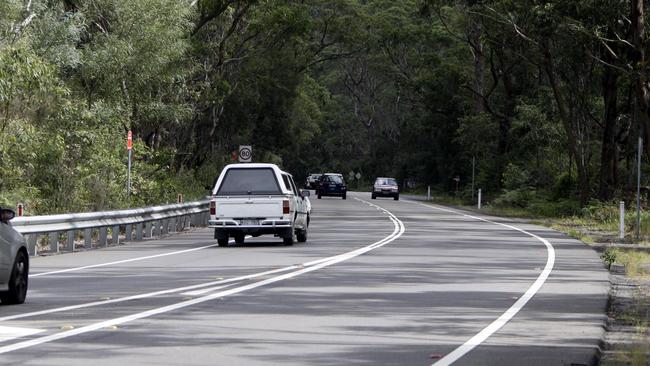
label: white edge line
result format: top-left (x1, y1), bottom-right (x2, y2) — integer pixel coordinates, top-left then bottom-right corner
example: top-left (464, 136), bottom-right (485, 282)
top-left (403, 201), bottom-right (555, 366)
top-left (0, 197), bottom-right (405, 354)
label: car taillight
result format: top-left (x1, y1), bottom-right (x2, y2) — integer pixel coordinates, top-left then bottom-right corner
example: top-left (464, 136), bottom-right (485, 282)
top-left (283, 199), bottom-right (290, 214)
top-left (210, 201), bottom-right (216, 215)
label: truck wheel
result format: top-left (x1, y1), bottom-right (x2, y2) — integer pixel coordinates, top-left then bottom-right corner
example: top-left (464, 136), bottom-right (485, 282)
top-left (297, 229), bottom-right (308, 243)
top-left (317, 194), bottom-right (322, 199)
top-left (394, 195), bottom-right (399, 201)
top-left (371, 193), bottom-right (376, 199)
top-left (342, 193), bottom-right (346, 200)
top-left (234, 234), bottom-right (245, 244)
top-left (0, 251), bottom-right (28, 305)
top-left (283, 236), bottom-right (294, 246)
top-left (217, 238), bottom-right (229, 247)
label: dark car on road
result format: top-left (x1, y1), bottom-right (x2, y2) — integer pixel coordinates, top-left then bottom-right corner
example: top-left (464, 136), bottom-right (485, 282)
top-left (317, 173), bottom-right (347, 199)
top-left (371, 177), bottom-right (399, 200)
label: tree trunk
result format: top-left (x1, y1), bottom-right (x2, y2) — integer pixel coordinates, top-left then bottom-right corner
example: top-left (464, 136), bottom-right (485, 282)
top-left (598, 31), bottom-right (619, 201)
top-left (632, 0), bottom-right (650, 153)
top-left (542, 40), bottom-right (590, 206)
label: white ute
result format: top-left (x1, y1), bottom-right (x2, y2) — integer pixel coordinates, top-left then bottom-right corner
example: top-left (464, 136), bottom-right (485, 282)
top-left (208, 163), bottom-right (310, 246)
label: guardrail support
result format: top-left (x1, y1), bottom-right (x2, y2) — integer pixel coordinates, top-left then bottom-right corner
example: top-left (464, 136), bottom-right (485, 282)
top-left (84, 228), bottom-right (92, 249)
top-left (66, 230), bottom-right (75, 251)
top-left (125, 224), bottom-right (133, 241)
top-left (27, 235), bottom-right (37, 256)
top-left (112, 225), bottom-right (120, 245)
top-left (136, 223), bottom-right (143, 240)
top-left (49, 232), bottom-right (59, 253)
top-left (99, 227), bottom-right (108, 247)
top-left (154, 221), bottom-right (162, 237)
top-left (144, 222), bottom-right (152, 238)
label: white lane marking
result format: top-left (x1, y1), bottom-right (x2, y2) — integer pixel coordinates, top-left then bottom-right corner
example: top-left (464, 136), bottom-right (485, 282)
top-left (32, 235), bottom-right (255, 278)
top-left (31, 243), bottom-right (219, 277)
top-left (0, 266), bottom-right (298, 322)
top-left (0, 326), bottom-right (44, 343)
top-left (0, 198), bottom-right (405, 354)
top-left (403, 201), bottom-right (555, 366)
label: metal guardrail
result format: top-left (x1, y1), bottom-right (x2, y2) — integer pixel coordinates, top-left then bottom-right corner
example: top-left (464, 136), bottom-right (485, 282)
top-left (11, 201), bottom-right (210, 256)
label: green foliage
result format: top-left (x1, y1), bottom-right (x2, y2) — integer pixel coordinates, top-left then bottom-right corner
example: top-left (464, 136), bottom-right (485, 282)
top-left (552, 173), bottom-right (577, 200)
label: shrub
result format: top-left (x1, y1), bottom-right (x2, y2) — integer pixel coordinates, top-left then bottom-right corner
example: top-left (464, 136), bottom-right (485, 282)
top-left (552, 172), bottom-right (577, 200)
top-left (492, 188), bottom-right (535, 208)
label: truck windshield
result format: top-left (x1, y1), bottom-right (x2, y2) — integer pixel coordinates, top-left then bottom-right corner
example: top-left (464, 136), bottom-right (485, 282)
top-left (217, 168), bottom-right (282, 195)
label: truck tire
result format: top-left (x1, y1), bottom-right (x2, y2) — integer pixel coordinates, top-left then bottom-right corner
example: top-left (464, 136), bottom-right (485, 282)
top-left (217, 238), bottom-right (229, 247)
top-left (297, 228), bottom-right (308, 243)
top-left (371, 193), bottom-right (376, 199)
top-left (234, 234), bottom-right (245, 244)
top-left (283, 236), bottom-right (294, 245)
top-left (394, 195), bottom-right (399, 201)
top-left (342, 193), bottom-right (346, 200)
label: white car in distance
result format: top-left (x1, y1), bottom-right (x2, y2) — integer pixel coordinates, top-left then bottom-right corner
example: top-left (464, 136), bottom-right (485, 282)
top-left (208, 163), bottom-right (310, 246)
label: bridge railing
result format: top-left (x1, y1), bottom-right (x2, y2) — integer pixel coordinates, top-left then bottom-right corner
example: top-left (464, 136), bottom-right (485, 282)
top-left (11, 201), bottom-right (210, 255)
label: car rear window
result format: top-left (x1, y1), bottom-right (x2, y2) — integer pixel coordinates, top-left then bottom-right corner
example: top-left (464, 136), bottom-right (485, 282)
top-left (217, 168), bottom-right (281, 195)
top-left (376, 178), bottom-right (397, 185)
top-left (324, 175), bottom-right (343, 184)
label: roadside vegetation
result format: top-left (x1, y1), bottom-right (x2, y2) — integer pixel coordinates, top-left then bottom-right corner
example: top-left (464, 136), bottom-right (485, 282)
top-left (2, 0), bottom-right (650, 218)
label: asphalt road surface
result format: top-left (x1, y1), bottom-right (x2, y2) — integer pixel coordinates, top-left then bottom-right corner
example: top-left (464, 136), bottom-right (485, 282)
top-left (0, 193), bottom-right (608, 365)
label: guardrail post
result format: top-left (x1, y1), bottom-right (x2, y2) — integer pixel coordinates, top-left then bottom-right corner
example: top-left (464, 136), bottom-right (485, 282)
top-left (136, 223), bottom-right (143, 240)
top-left (99, 227), bottom-right (108, 247)
top-left (84, 228), bottom-right (92, 249)
top-left (144, 222), bottom-right (152, 238)
top-left (112, 225), bottom-right (120, 245)
top-left (66, 230), bottom-right (75, 251)
top-left (162, 219), bottom-right (169, 235)
top-left (125, 224), bottom-right (133, 241)
top-left (204, 212), bottom-right (209, 225)
top-left (27, 234), bottom-right (37, 256)
top-left (154, 221), bottom-right (162, 237)
top-left (49, 232), bottom-right (59, 253)
top-left (170, 217), bottom-right (177, 232)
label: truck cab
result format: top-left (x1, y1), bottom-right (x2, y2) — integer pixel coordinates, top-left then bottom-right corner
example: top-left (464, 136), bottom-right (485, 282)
top-left (208, 164), bottom-right (310, 246)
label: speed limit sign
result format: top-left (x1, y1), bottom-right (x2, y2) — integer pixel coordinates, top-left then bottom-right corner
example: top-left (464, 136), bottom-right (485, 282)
top-left (238, 145), bottom-right (252, 163)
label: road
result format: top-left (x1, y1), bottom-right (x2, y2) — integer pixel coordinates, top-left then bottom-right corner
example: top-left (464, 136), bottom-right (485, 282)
top-left (0, 193), bottom-right (608, 365)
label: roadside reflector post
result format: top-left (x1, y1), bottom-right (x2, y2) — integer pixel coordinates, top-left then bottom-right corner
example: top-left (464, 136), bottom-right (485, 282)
top-left (478, 189), bottom-right (482, 209)
top-left (427, 185), bottom-right (431, 201)
top-left (177, 193), bottom-right (183, 204)
top-left (16, 203), bottom-right (24, 217)
top-left (620, 201), bottom-right (625, 240)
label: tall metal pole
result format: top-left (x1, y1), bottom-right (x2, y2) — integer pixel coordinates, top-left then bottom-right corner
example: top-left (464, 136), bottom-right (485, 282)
top-left (636, 137), bottom-right (642, 240)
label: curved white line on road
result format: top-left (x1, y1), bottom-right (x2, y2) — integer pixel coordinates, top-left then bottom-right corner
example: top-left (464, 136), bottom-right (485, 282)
top-left (0, 198), bottom-right (405, 354)
top-left (405, 201), bottom-right (555, 366)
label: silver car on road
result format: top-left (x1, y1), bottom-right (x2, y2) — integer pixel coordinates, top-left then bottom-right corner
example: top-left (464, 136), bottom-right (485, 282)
top-left (0, 208), bottom-right (29, 304)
